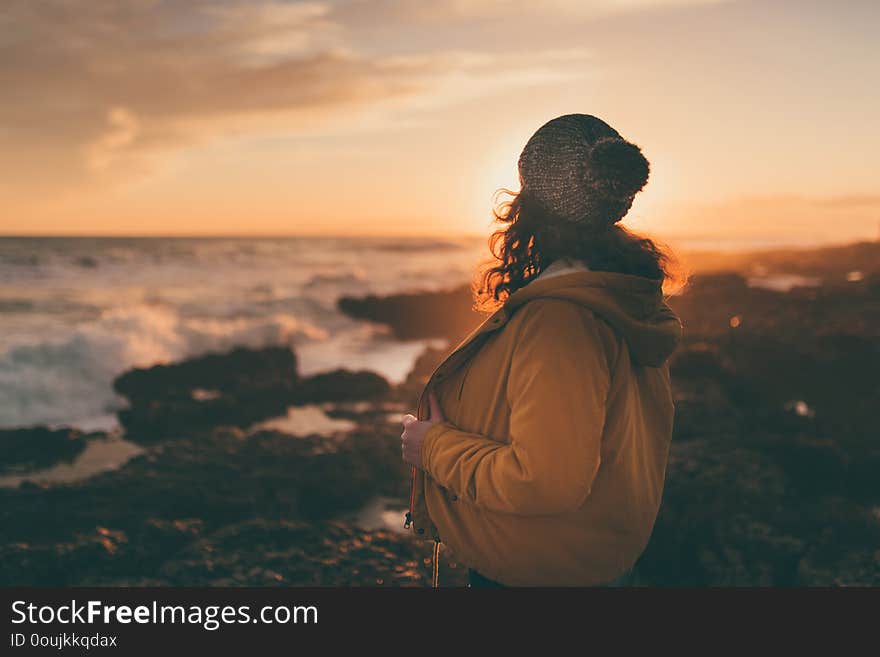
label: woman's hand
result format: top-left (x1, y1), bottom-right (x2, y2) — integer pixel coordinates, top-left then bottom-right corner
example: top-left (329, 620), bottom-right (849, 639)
top-left (401, 392), bottom-right (445, 469)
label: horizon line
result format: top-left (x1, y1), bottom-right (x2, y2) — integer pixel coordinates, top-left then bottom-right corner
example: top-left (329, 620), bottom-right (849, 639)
top-left (0, 234), bottom-right (875, 255)
top-left (0, 232), bottom-right (488, 240)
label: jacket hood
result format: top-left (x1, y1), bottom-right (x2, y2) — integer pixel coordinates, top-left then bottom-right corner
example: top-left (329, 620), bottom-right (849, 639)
top-left (504, 271), bottom-right (682, 367)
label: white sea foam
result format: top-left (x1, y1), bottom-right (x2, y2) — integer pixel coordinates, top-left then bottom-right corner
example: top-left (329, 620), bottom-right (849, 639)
top-left (0, 237), bottom-right (482, 430)
top-left (0, 304), bottom-right (330, 428)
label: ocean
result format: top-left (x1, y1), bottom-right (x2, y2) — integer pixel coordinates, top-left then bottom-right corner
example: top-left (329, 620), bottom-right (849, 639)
top-left (0, 236), bottom-right (486, 431)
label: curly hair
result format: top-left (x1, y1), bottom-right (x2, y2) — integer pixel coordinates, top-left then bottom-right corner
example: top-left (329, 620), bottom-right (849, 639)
top-left (473, 189), bottom-right (686, 311)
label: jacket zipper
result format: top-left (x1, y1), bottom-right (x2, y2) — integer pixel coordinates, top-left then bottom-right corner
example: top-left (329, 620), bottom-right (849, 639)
top-left (404, 466), bottom-right (416, 529)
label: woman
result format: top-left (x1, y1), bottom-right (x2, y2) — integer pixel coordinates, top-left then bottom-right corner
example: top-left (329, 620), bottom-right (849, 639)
top-left (400, 114), bottom-right (683, 587)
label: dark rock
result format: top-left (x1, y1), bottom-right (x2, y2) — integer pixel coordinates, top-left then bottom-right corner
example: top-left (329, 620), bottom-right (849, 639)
top-left (117, 391), bottom-right (291, 443)
top-left (75, 256), bottom-right (99, 268)
top-left (669, 270), bottom-right (880, 340)
top-left (112, 347), bottom-right (392, 442)
top-left (0, 417), bottom-right (420, 585)
top-left (114, 346), bottom-right (298, 403)
top-left (0, 426), bottom-right (94, 474)
top-left (114, 346), bottom-right (298, 440)
top-left (338, 285), bottom-right (480, 341)
top-left (639, 439), bottom-right (801, 586)
top-left (294, 369), bottom-right (390, 404)
top-left (683, 240), bottom-right (880, 280)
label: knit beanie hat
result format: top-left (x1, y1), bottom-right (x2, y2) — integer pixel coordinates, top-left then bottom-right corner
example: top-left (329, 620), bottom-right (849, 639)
top-left (517, 114), bottom-right (650, 228)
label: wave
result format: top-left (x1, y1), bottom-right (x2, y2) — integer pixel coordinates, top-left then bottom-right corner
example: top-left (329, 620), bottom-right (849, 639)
top-left (0, 236), bottom-right (484, 430)
top-left (0, 305), bottom-right (324, 429)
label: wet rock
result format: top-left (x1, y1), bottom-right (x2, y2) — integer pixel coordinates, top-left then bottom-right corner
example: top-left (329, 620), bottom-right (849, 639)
top-left (0, 427), bottom-right (96, 474)
top-left (639, 400), bottom-right (880, 585)
top-left (669, 270), bottom-right (880, 340)
top-left (293, 369), bottom-right (390, 404)
top-left (114, 346), bottom-right (298, 440)
top-left (684, 240), bottom-right (880, 280)
top-left (114, 346), bottom-right (298, 403)
top-left (116, 393), bottom-right (289, 443)
top-left (639, 438), bottom-right (799, 586)
top-left (112, 347), bottom-right (392, 441)
top-left (635, 266), bottom-right (880, 585)
top-left (0, 418), bottom-right (418, 585)
top-left (338, 285), bottom-right (480, 341)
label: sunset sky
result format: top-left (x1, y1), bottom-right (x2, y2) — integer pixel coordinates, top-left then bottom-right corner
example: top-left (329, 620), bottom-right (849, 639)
top-left (2, 0), bottom-right (878, 245)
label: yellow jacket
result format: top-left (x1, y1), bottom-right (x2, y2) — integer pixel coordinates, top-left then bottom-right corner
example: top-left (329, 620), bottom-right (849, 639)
top-left (407, 269), bottom-right (681, 586)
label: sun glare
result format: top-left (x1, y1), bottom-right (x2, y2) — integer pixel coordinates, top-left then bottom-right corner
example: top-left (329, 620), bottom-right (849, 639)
top-left (464, 138), bottom-right (524, 233)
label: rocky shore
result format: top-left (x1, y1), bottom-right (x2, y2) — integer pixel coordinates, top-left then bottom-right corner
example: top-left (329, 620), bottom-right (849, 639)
top-left (1, 241), bottom-right (878, 586)
top-left (0, 345), bottom-right (464, 586)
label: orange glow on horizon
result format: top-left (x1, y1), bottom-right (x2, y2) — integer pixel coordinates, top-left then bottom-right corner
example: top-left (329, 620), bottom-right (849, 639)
top-left (1, 1), bottom-right (877, 246)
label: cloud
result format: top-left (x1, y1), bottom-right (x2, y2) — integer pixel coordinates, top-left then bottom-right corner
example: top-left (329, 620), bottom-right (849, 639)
top-left (0, 1), bottom-right (422, 192)
top-left (0, 0), bottom-right (722, 197)
top-left (85, 107), bottom-right (141, 172)
top-left (335, 0), bottom-right (728, 24)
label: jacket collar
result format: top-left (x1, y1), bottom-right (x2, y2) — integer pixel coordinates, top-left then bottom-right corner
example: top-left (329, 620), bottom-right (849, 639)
top-left (534, 258), bottom-right (590, 281)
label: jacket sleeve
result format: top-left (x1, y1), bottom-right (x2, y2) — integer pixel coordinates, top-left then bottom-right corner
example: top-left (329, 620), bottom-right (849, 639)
top-left (420, 299), bottom-right (610, 515)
